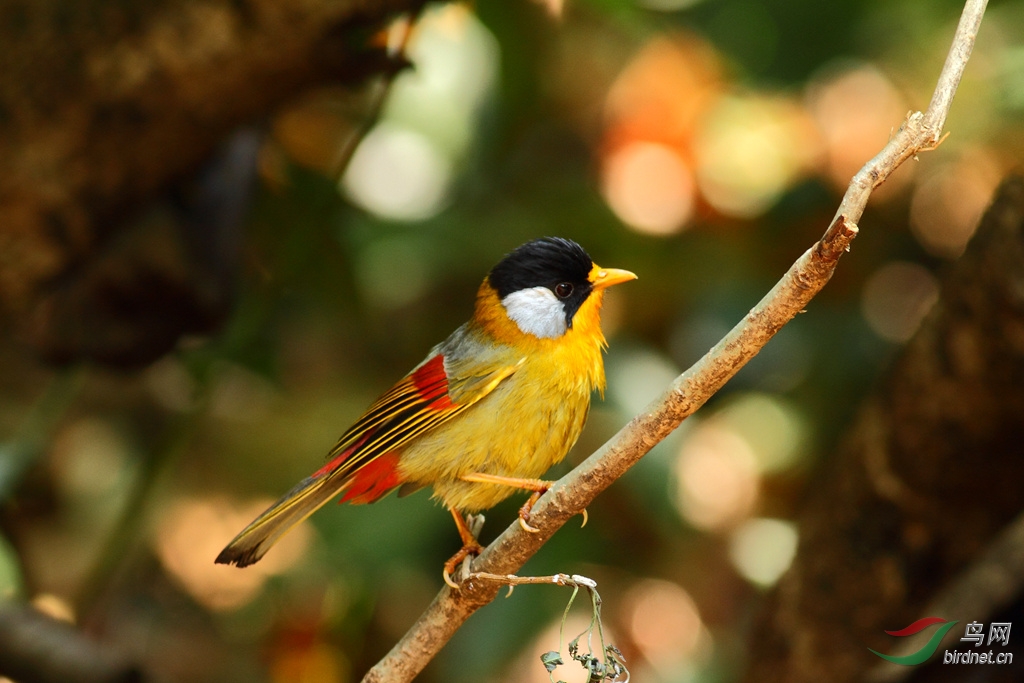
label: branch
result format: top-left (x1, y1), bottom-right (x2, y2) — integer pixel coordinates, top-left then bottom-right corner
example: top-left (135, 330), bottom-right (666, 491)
top-left (362, 1), bottom-right (988, 680)
top-left (831, 0), bottom-right (986, 227)
top-left (0, 603), bottom-right (146, 683)
top-left (743, 173), bottom-right (1024, 683)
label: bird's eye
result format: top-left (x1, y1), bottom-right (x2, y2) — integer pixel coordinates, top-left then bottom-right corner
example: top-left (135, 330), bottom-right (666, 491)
top-left (554, 282), bottom-right (574, 299)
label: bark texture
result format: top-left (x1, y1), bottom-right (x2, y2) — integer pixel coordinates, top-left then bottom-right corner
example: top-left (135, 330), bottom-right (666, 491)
top-left (0, 0), bottom-right (415, 366)
top-left (743, 176), bottom-right (1024, 682)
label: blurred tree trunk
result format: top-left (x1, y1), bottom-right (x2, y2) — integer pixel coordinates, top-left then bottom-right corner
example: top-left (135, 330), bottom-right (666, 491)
top-left (0, 0), bottom-right (418, 367)
top-left (743, 176), bottom-right (1024, 681)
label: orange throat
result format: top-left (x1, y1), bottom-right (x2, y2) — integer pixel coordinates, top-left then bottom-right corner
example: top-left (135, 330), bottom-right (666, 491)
top-left (471, 280), bottom-right (608, 396)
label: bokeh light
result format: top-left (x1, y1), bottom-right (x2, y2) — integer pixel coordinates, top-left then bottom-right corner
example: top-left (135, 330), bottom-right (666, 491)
top-left (710, 393), bottom-right (809, 474)
top-left (49, 418), bottom-right (132, 501)
top-left (386, 3), bottom-right (499, 144)
top-left (728, 517), bottom-right (798, 587)
top-left (910, 148), bottom-right (1003, 258)
top-left (607, 347), bottom-right (681, 416)
top-left (531, 0), bottom-right (565, 20)
top-left (623, 578), bottom-right (708, 675)
top-left (674, 420), bottom-right (760, 532)
top-left (154, 496), bottom-right (311, 612)
top-left (144, 356), bottom-right (198, 412)
top-left (30, 593), bottom-right (75, 623)
top-left (669, 392), bottom-right (805, 533)
top-left (860, 261), bottom-right (940, 343)
top-left (341, 4), bottom-right (498, 222)
top-left (807, 63), bottom-right (911, 193)
top-left (601, 34), bottom-right (724, 233)
top-left (270, 639), bottom-right (349, 683)
top-left (604, 34), bottom-right (723, 147)
top-left (209, 362), bottom-right (278, 421)
top-left (694, 94), bottom-right (821, 218)
top-left (602, 141), bottom-right (696, 235)
top-left (342, 123), bottom-right (453, 221)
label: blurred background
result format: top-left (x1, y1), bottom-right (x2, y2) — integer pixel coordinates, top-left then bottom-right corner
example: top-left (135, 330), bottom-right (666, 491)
top-left (1, 0), bottom-right (1023, 681)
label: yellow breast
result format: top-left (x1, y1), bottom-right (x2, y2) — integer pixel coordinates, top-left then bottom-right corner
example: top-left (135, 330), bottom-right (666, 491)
top-left (397, 282), bottom-right (609, 512)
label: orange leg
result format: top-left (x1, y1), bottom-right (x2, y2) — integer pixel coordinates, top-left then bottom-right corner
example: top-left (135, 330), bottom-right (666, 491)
top-left (461, 472), bottom-right (552, 533)
top-left (443, 508), bottom-right (483, 588)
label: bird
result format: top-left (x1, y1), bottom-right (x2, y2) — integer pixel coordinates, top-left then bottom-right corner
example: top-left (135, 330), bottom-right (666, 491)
top-left (215, 237), bottom-right (636, 583)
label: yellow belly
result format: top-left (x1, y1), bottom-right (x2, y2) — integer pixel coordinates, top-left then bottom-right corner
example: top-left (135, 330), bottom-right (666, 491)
top-left (397, 359), bottom-right (593, 511)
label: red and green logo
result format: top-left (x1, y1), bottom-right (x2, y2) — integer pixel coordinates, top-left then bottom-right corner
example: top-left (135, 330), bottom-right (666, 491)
top-left (869, 617), bottom-right (959, 665)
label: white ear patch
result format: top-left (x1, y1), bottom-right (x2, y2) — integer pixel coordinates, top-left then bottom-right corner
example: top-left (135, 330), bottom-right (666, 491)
top-left (501, 287), bottom-right (568, 339)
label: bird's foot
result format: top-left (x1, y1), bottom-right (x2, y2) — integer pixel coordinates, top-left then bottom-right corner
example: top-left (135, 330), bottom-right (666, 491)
top-left (518, 490), bottom-right (545, 533)
top-left (519, 495), bottom-right (588, 532)
top-left (445, 508), bottom-right (485, 588)
top-left (443, 541), bottom-right (483, 589)
top-left (461, 472), bottom-right (554, 533)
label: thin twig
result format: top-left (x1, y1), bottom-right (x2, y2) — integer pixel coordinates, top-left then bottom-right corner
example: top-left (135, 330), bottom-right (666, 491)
top-left (331, 8), bottom-right (423, 182)
top-left (0, 369), bottom-right (85, 503)
top-left (361, 1), bottom-right (988, 681)
top-left (468, 573), bottom-right (626, 682)
top-left (466, 571), bottom-right (597, 596)
top-left (75, 407), bottom-right (202, 619)
top-left (832, 0), bottom-right (988, 227)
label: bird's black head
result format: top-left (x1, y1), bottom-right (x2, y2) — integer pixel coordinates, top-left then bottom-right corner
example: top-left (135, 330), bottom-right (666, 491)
top-left (488, 237), bottom-right (595, 335)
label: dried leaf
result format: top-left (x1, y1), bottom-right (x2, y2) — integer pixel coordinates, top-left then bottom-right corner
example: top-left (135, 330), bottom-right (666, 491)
top-left (540, 650), bottom-right (564, 673)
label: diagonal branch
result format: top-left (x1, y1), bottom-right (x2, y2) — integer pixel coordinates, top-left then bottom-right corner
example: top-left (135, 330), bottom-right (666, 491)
top-left (362, 0), bottom-right (988, 680)
top-left (743, 171), bottom-right (1024, 683)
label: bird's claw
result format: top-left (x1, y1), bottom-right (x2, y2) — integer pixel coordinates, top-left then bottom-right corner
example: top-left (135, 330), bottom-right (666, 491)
top-left (516, 491), bottom-right (548, 540)
top-left (518, 514), bottom-right (540, 533)
top-left (443, 542), bottom-right (482, 589)
top-left (443, 567), bottom-right (460, 590)
top-left (518, 494), bottom-right (543, 533)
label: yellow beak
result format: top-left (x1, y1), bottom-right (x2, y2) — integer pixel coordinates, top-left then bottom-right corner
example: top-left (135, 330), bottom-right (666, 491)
top-left (589, 266), bottom-right (638, 291)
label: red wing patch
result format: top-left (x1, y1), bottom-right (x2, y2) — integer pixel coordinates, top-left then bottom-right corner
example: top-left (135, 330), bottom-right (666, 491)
top-left (311, 352), bottom-right (515, 506)
top-left (312, 430), bottom-right (373, 479)
top-left (311, 354), bottom-right (467, 505)
top-left (339, 452), bottom-right (402, 504)
top-left (410, 355), bottom-right (454, 411)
